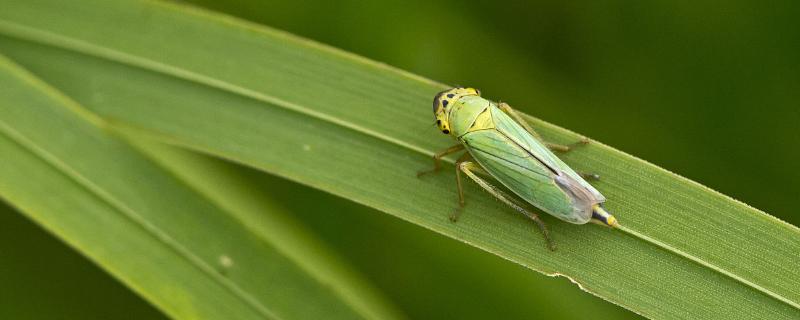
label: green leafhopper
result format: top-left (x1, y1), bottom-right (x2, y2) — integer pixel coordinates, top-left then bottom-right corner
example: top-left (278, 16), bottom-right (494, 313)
top-left (419, 87), bottom-right (618, 250)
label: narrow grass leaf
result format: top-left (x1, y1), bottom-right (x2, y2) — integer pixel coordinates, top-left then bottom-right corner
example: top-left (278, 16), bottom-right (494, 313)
top-left (125, 137), bottom-right (405, 320)
top-left (0, 55), bottom-right (394, 320)
top-left (0, 1), bottom-right (798, 318)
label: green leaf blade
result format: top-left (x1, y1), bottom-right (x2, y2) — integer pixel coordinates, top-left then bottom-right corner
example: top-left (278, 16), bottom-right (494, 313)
top-left (0, 55), bottom-right (394, 320)
top-left (125, 137), bottom-right (405, 320)
top-left (1, 0), bottom-right (798, 318)
top-left (0, 57), bottom-right (269, 319)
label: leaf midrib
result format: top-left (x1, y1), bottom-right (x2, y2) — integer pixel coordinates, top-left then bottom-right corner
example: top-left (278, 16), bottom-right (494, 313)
top-left (0, 13), bottom-right (797, 313)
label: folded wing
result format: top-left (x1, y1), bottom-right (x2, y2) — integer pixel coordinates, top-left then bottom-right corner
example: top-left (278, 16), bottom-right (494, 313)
top-left (462, 129), bottom-right (591, 223)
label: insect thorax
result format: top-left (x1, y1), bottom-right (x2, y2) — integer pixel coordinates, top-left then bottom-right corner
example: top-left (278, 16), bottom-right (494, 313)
top-left (449, 95), bottom-right (496, 137)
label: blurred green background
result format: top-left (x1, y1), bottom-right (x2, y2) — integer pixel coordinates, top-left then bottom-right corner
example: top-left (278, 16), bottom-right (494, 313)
top-left (2, 0), bottom-right (797, 319)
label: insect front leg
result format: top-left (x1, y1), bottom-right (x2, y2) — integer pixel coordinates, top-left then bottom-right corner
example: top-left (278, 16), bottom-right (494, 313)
top-left (497, 102), bottom-right (589, 153)
top-left (455, 161), bottom-right (556, 251)
top-left (417, 144), bottom-right (465, 177)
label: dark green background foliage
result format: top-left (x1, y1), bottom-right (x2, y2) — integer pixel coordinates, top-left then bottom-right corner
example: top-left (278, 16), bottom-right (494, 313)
top-left (1, 1), bottom-right (797, 319)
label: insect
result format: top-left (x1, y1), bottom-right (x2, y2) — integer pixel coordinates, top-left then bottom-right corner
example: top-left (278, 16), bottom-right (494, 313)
top-left (419, 87), bottom-right (618, 250)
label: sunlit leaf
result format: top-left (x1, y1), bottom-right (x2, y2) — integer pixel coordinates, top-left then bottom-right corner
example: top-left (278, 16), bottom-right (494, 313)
top-left (0, 1), bottom-right (798, 318)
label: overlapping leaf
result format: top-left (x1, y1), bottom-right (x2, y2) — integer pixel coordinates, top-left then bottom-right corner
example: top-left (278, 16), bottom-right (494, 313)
top-left (0, 55), bottom-right (401, 320)
top-left (0, 1), bottom-right (798, 319)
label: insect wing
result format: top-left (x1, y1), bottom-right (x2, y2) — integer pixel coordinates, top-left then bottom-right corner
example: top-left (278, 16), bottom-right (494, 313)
top-left (462, 130), bottom-right (587, 223)
top-left (489, 106), bottom-right (605, 203)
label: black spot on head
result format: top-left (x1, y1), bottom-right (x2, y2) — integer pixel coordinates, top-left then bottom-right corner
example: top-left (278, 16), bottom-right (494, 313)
top-left (442, 129), bottom-right (450, 134)
top-left (442, 100), bottom-right (449, 107)
top-left (447, 94), bottom-right (454, 98)
top-left (436, 119), bottom-right (441, 125)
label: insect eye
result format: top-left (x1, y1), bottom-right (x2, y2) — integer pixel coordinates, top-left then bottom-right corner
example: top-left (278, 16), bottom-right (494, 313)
top-left (433, 91), bottom-right (445, 113)
top-left (436, 120), bottom-right (441, 125)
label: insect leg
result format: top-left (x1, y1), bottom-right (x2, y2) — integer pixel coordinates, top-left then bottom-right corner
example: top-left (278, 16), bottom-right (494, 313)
top-left (468, 166), bottom-right (542, 210)
top-left (579, 172), bottom-right (601, 180)
top-left (497, 102), bottom-right (544, 139)
top-left (454, 159), bottom-right (523, 217)
top-left (456, 161), bottom-right (556, 251)
top-left (452, 152), bottom-right (473, 222)
top-left (498, 102), bottom-right (589, 153)
top-left (546, 137), bottom-right (590, 153)
top-left (417, 144), bottom-right (465, 177)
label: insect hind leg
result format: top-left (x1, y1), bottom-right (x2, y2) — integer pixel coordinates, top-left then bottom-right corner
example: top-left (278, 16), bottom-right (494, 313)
top-left (456, 161), bottom-right (556, 251)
